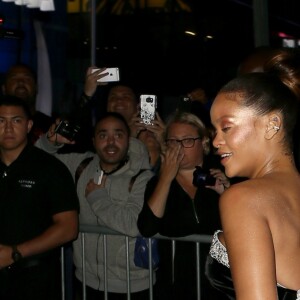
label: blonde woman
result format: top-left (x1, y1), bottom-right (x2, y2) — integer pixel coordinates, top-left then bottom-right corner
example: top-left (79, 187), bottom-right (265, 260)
top-left (138, 112), bottom-right (230, 299)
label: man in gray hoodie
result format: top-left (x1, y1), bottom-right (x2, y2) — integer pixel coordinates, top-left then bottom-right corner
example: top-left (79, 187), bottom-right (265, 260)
top-left (36, 112), bottom-right (154, 299)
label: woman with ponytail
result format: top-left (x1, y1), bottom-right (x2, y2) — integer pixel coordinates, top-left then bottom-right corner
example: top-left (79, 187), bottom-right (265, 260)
top-left (205, 56), bottom-right (300, 299)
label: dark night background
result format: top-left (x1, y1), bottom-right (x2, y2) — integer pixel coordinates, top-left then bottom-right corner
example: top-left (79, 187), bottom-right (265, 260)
top-left (0, 3), bottom-right (299, 300)
top-left (0, 0), bottom-right (300, 116)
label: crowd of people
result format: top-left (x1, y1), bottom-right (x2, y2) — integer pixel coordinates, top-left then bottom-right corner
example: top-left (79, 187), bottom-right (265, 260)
top-left (0, 45), bottom-right (299, 300)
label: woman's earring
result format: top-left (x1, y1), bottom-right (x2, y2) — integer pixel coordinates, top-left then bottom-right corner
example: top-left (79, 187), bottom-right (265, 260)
top-left (273, 126), bottom-right (280, 131)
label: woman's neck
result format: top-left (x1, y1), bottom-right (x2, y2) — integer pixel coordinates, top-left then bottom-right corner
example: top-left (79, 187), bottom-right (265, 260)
top-left (176, 170), bottom-right (197, 199)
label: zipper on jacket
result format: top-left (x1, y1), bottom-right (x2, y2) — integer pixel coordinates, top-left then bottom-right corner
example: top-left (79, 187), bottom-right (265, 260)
top-left (191, 200), bottom-right (200, 224)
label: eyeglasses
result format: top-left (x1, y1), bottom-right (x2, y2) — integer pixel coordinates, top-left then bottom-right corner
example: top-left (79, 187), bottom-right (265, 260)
top-left (165, 137), bottom-right (201, 148)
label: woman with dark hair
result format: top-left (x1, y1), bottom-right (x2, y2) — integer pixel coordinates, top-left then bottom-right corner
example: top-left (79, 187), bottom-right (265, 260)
top-left (264, 48), bottom-right (300, 172)
top-left (206, 71), bottom-right (300, 299)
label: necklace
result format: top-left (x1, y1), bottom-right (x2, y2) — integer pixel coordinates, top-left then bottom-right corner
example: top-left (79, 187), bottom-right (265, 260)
top-left (100, 157), bottom-right (129, 175)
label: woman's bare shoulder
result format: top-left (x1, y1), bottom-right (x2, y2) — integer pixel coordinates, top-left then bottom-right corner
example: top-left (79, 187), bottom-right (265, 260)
top-left (220, 178), bottom-right (259, 202)
top-left (219, 177), bottom-right (276, 216)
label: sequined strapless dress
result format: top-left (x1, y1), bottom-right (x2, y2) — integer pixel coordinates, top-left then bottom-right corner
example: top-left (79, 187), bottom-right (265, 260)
top-left (205, 230), bottom-right (300, 300)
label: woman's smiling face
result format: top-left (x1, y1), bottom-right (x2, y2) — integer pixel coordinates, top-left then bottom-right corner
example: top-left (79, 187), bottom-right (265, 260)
top-left (210, 92), bottom-right (267, 178)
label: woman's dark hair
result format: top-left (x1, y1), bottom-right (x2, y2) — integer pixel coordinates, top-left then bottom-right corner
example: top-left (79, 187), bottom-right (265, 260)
top-left (0, 95), bottom-right (32, 119)
top-left (94, 111), bottom-right (130, 136)
top-left (220, 72), bottom-right (298, 151)
top-left (264, 48), bottom-right (300, 100)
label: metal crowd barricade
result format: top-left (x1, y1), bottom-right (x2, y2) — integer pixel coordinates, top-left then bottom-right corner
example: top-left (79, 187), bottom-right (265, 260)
top-left (60, 225), bottom-right (213, 300)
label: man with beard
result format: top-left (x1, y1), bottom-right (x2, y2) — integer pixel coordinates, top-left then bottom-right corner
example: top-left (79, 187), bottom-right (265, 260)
top-left (36, 112), bottom-right (154, 299)
top-left (78, 67), bottom-right (166, 163)
top-left (1, 64), bottom-right (53, 144)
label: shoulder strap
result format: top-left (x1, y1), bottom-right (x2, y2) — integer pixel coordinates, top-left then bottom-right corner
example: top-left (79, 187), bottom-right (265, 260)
top-left (129, 169), bottom-right (147, 192)
top-left (75, 157), bottom-right (93, 186)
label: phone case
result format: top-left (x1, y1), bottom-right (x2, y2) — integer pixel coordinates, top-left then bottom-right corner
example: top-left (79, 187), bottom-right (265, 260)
top-left (140, 95), bottom-right (157, 125)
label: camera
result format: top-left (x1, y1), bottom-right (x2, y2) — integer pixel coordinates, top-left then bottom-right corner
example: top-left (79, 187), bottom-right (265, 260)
top-left (193, 166), bottom-right (216, 187)
top-left (146, 97), bottom-right (154, 103)
top-left (54, 120), bottom-right (81, 141)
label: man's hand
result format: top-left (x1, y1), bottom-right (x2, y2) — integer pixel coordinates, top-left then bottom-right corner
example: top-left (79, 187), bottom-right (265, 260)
top-left (0, 210), bottom-right (79, 270)
top-left (84, 67), bottom-right (109, 97)
top-left (85, 175), bottom-right (107, 197)
top-left (46, 119), bottom-right (76, 145)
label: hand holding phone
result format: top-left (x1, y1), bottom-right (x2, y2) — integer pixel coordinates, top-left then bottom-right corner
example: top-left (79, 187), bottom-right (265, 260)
top-left (92, 68), bottom-right (120, 83)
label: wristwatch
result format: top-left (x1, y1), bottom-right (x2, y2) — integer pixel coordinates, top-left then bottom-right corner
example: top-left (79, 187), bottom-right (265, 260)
top-left (11, 245), bottom-right (22, 262)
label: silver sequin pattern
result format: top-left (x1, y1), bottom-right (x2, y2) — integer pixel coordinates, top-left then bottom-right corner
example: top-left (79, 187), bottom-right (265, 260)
top-left (209, 231), bottom-right (300, 299)
top-left (209, 230), bottom-right (230, 268)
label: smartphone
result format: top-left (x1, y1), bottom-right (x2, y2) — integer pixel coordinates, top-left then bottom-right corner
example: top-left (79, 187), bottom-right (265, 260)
top-left (92, 68), bottom-right (120, 82)
top-left (176, 95), bottom-right (192, 113)
top-left (93, 170), bottom-right (104, 185)
top-left (140, 95), bottom-right (157, 125)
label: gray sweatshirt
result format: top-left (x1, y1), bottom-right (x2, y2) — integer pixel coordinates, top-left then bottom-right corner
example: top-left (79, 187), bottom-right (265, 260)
top-left (36, 136), bottom-right (155, 293)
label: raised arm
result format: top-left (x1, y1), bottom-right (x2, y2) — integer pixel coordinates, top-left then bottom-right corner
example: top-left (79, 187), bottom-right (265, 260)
top-left (146, 143), bottom-right (183, 217)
